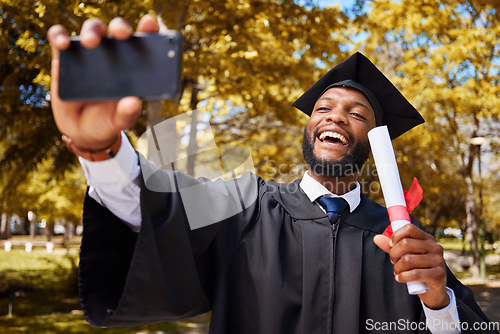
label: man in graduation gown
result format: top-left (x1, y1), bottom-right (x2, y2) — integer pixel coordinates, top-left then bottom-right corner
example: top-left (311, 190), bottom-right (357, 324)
top-left (48, 15), bottom-right (497, 334)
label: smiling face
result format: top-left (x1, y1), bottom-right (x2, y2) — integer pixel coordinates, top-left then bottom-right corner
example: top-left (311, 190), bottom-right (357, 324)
top-left (302, 87), bottom-right (377, 178)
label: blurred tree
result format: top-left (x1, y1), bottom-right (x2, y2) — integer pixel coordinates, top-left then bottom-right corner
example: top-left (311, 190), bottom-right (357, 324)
top-left (211, 111), bottom-right (306, 183)
top-left (0, 0), bottom-right (350, 229)
top-left (483, 174), bottom-right (500, 242)
top-left (153, 0), bottom-right (350, 178)
top-left (356, 0), bottom-right (499, 280)
top-left (2, 159), bottom-right (86, 236)
top-left (0, 0), bottom-right (155, 225)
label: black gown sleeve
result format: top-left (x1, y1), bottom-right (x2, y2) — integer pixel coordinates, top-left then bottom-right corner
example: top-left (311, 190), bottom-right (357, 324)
top-left (79, 163), bottom-right (262, 327)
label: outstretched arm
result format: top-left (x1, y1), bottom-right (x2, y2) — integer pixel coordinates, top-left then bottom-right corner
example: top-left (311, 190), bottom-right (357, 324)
top-left (48, 15), bottom-right (158, 152)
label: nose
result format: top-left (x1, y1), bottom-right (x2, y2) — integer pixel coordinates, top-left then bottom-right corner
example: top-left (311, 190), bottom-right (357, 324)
top-left (324, 108), bottom-right (348, 124)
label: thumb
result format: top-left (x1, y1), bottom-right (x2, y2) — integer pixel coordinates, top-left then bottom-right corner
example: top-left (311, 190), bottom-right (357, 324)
top-left (114, 96), bottom-right (142, 130)
top-left (373, 234), bottom-right (391, 254)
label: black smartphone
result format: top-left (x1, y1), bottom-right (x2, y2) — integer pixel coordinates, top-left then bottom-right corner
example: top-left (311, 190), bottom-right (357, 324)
top-left (58, 32), bottom-right (182, 101)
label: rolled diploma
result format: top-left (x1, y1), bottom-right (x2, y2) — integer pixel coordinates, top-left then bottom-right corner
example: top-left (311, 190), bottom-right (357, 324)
top-left (368, 126), bottom-right (430, 295)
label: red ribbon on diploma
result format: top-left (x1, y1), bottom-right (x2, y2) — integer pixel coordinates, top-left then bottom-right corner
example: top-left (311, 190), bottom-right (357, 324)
top-left (382, 177), bottom-right (423, 238)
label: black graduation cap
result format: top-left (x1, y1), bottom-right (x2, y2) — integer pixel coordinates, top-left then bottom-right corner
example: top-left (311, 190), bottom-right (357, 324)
top-left (292, 52), bottom-right (424, 139)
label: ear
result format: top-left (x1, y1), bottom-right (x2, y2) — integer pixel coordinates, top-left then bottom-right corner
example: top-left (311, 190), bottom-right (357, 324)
top-left (373, 234), bottom-right (391, 254)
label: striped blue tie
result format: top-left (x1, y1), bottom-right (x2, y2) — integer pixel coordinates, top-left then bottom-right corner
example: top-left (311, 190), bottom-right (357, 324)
top-left (317, 197), bottom-right (348, 224)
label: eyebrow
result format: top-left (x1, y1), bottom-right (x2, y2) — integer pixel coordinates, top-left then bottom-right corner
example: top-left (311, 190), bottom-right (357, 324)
top-left (353, 101), bottom-right (372, 112)
top-left (317, 97), bottom-right (372, 112)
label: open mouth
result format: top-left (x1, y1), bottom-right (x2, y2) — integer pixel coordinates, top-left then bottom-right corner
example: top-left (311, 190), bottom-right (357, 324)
top-left (318, 131), bottom-right (349, 145)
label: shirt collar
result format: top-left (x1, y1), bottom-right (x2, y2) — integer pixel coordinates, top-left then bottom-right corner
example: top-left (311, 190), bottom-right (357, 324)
top-left (299, 171), bottom-right (361, 213)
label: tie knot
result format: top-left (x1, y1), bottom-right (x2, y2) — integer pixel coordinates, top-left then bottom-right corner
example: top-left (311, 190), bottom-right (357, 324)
top-left (317, 197), bottom-right (348, 215)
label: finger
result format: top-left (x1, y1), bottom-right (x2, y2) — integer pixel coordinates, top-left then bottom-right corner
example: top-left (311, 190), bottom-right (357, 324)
top-left (373, 234), bottom-right (391, 254)
top-left (48, 25), bottom-right (70, 101)
top-left (47, 25), bottom-right (71, 58)
top-left (394, 266), bottom-right (446, 287)
top-left (80, 18), bottom-right (107, 49)
top-left (114, 97), bottom-right (142, 130)
top-left (390, 224), bottom-right (431, 247)
top-left (136, 14), bottom-right (159, 33)
top-left (393, 253), bottom-right (445, 275)
top-left (108, 17), bottom-right (132, 40)
top-left (390, 238), bottom-right (441, 262)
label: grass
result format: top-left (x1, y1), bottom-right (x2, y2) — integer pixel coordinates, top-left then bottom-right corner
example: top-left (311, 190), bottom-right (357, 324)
top-left (436, 237), bottom-right (500, 284)
top-left (437, 237), bottom-right (470, 252)
top-left (1, 314), bottom-right (184, 334)
top-left (437, 236), bottom-right (499, 255)
top-left (0, 247), bottom-right (204, 333)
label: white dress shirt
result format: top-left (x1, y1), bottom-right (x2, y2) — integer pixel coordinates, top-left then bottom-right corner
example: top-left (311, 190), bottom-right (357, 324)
top-left (80, 133), bottom-right (460, 333)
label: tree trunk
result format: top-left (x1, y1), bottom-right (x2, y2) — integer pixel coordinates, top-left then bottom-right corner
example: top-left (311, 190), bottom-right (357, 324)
top-left (147, 101), bottom-right (167, 128)
top-left (146, 101), bottom-right (167, 164)
top-left (145, 101), bottom-right (181, 172)
top-left (29, 221), bottom-right (36, 239)
top-left (5, 214), bottom-right (11, 239)
top-left (464, 173), bottom-right (481, 280)
top-left (460, 225), bottom-right (467, 256)
top-left (0, 213), bottom-right (10, 239)
top-left (46, 223), bottom-right (54, 242)
top-left (187, 110), bottom-right (199, 176)
top-left (186, 84), bottom-right (201, 177)
top-left (68, 222), bottom-right (75, 239)
top-left (62, 219), bottom-right (69, 244)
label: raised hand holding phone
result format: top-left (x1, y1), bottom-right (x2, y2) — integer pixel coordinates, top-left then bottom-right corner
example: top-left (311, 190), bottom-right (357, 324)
top-left (48, 15), bottom-right (159, 152)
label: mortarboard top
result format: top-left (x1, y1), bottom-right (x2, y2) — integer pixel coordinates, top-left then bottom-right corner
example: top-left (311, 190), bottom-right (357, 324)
top-left (292, 52), bottom-right (424, 139)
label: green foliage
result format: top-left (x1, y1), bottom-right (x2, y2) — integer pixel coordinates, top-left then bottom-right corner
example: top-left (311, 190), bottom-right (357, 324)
top-left (0, 249), bottom-right (191, 333)
top-left (1, 0), bottom-right (498, 242)
top-left (351, 0), bottom-right (499, 280)
top-left (0, 0), bottom-right (349, 223)
top-left (211, 111), bottom-right (307, 183)
top-left (0, 249), bottom-right (76, 272)
top-left (1, 314), bottom-right (183, 334)
top-left (351, 0), bottom-right (499, 233)
top-left (163, 0), bottom-right (349, 120)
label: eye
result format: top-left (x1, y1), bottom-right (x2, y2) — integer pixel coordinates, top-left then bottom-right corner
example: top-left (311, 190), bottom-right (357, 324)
top-left (349, 112), bottom-right (367, 120)
top-left (315, 107), bottom-right (331, 112)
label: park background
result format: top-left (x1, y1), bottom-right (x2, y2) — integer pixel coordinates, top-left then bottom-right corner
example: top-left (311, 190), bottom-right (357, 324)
top-left (0, 0), bottom-right (499, 332)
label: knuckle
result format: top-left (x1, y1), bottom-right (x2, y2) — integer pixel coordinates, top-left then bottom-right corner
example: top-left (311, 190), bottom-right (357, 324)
top-left (431, 242), bottom-right (444, 255)
top-left (402, 254), bottom-right (413, 266)
top-left (400, 238), bottom-right (410, 248)
top-left (437, 265), bottom-right (446, 276)
top-left (431, 267), bottom-right (445, 280)
top-left (412, 270), bottom-right (423, 280)
top-left (436, 253), bottom-right (446, 264)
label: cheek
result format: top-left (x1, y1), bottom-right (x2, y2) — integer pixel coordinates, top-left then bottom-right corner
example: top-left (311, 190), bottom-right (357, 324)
top-left (305, 122), bottom-right (316, 139)
top-left (367, 118), bottom-right (376, 132)
top-left (357, 124), bottom-right (375, 141)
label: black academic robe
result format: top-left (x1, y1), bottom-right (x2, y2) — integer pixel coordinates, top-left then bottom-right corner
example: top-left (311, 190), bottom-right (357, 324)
top-left (79, 161), bottom-right (495, 334)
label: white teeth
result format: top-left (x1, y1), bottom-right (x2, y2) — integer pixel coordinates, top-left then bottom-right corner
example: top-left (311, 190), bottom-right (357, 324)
top-left (319, 131), bottom-right (348, 145)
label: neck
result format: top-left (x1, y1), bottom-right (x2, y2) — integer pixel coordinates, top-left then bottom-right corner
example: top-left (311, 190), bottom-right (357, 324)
top-left (308, 171), bottom-right (358, 195)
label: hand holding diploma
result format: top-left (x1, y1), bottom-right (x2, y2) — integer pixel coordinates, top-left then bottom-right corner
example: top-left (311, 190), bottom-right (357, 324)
top-left (369, 126), bottom-right (450, 309)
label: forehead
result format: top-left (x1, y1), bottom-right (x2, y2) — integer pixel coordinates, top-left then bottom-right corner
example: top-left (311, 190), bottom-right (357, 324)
top-left (315, 86), bottom-right (373, 109)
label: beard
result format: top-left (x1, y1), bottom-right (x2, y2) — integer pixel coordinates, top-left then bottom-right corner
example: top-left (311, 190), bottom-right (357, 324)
top-left (302, 127), bottom-right (370, 177)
